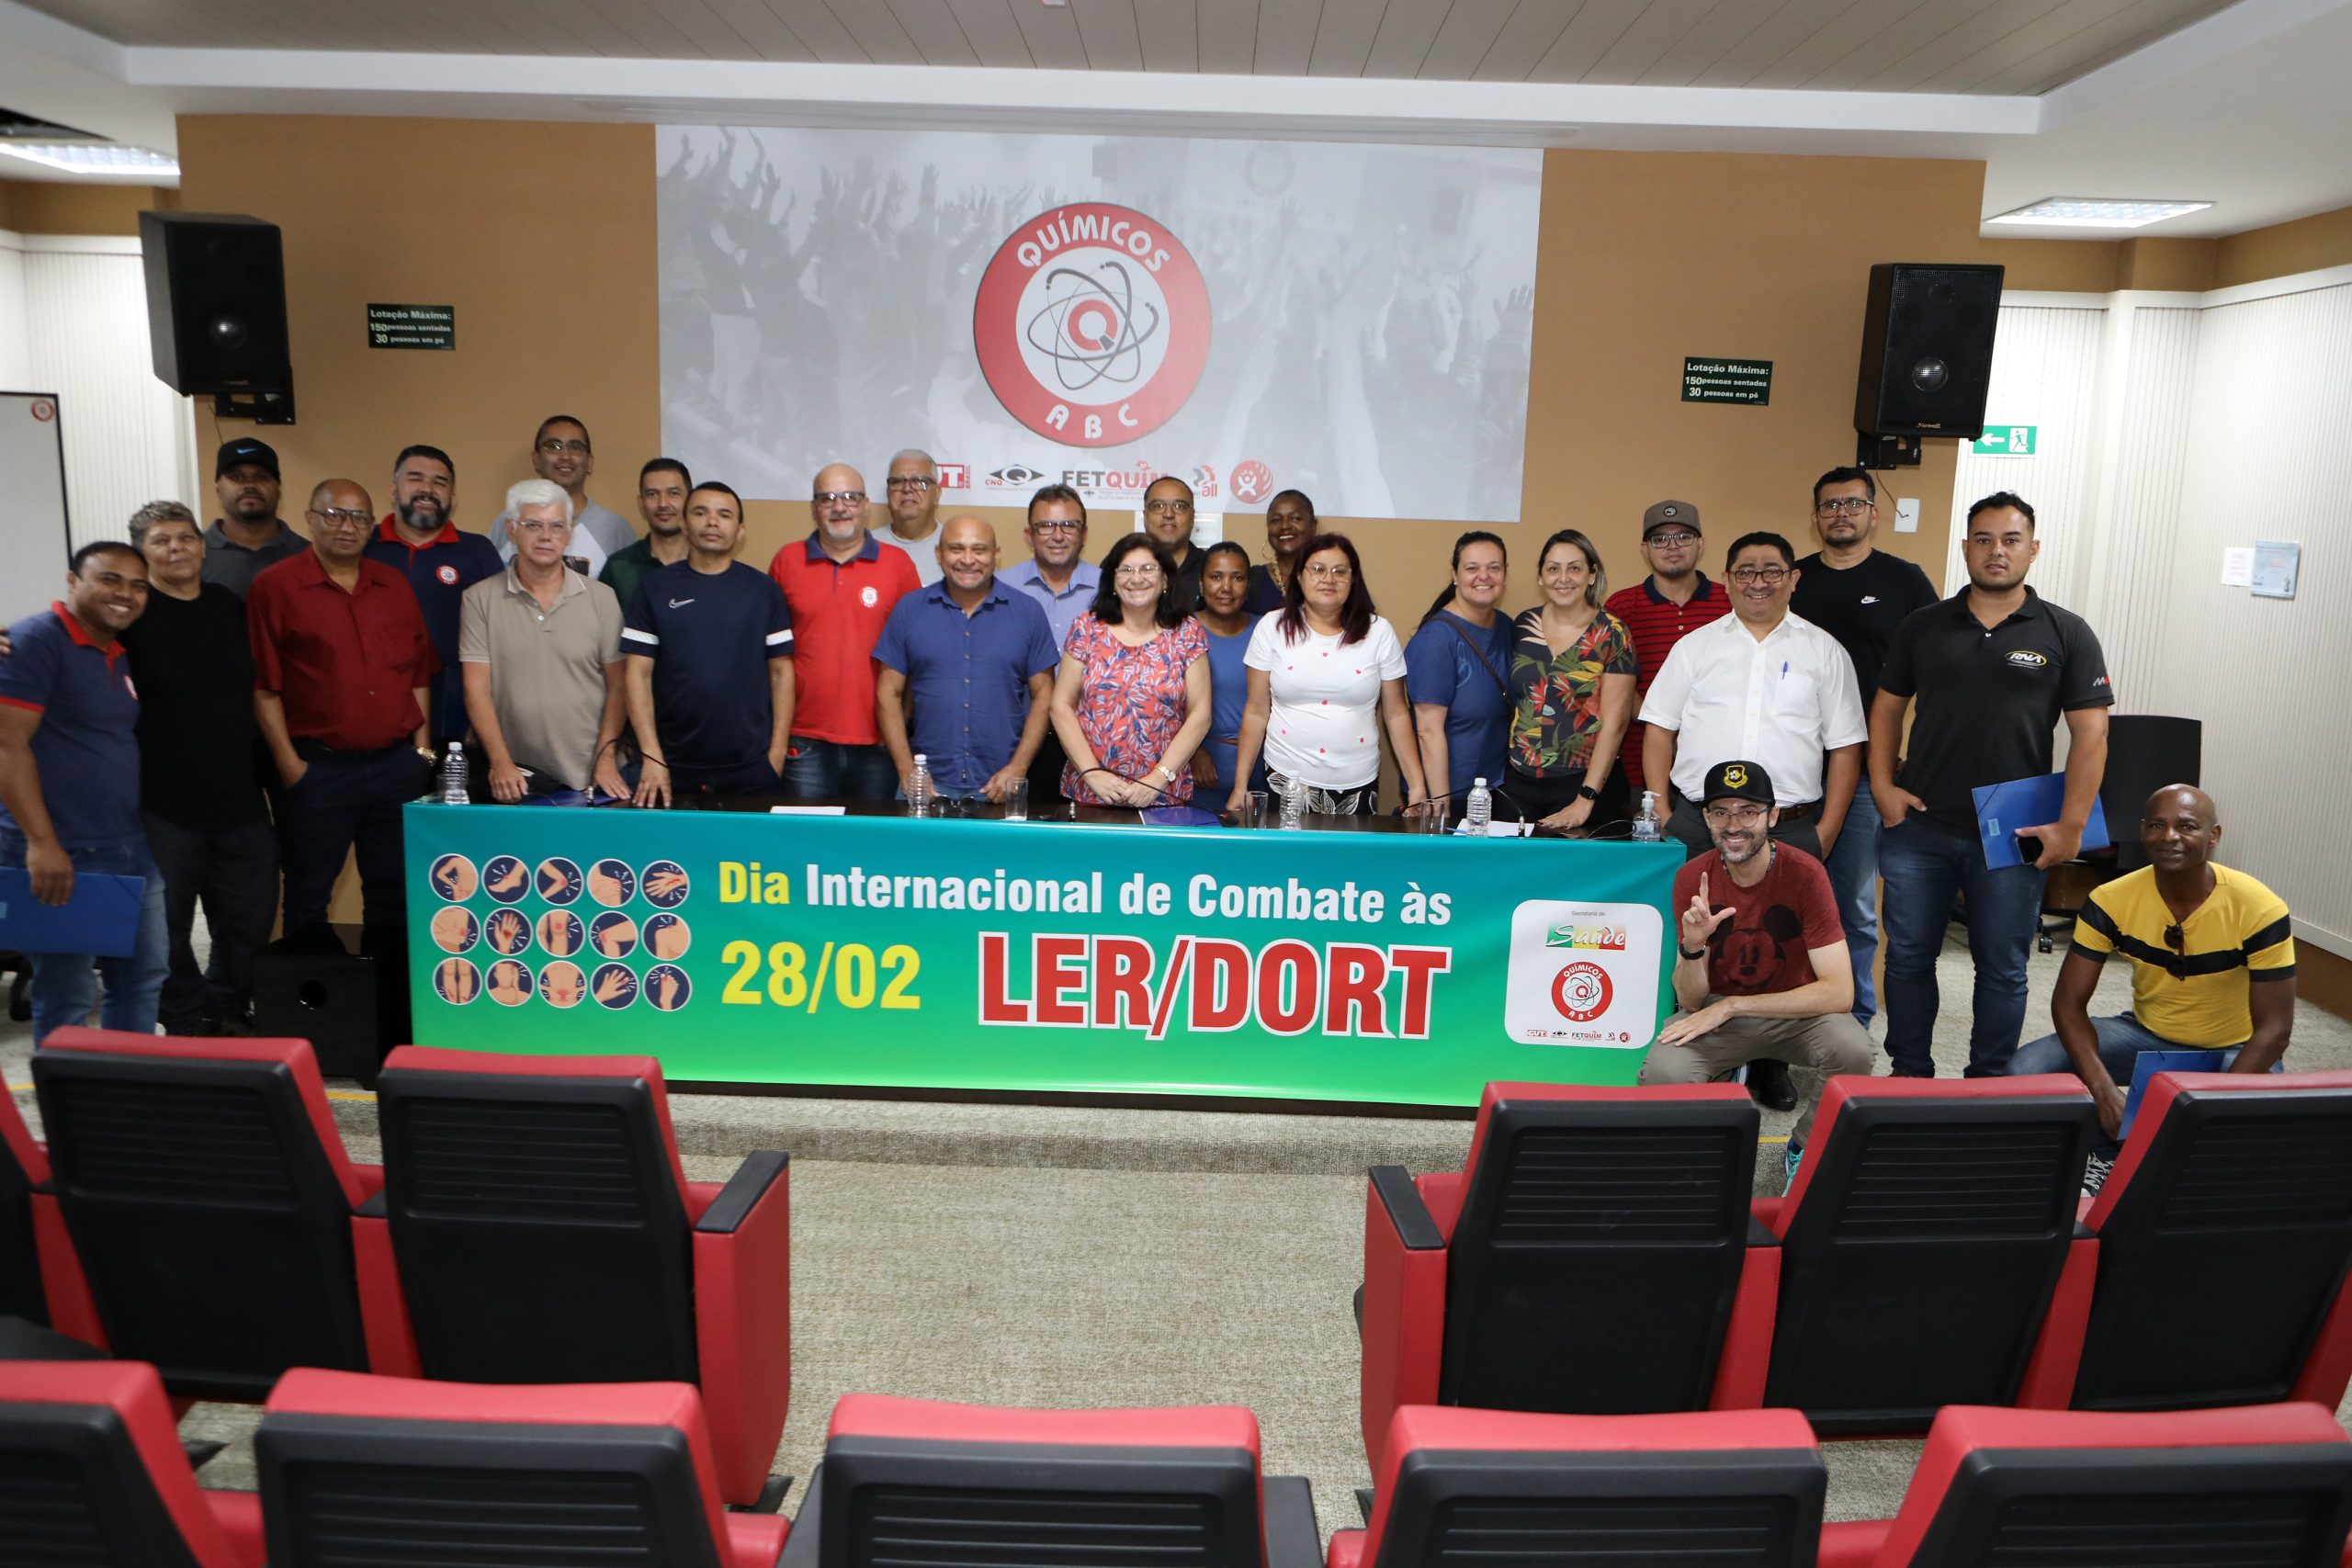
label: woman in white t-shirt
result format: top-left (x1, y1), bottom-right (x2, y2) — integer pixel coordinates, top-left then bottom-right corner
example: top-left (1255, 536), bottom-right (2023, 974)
top-left (1227, 533), bottom-right (1429, 817)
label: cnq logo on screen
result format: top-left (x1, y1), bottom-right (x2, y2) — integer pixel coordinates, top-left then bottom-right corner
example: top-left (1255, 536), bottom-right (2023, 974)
top-left (974, 203), bottom-right (1212, 447)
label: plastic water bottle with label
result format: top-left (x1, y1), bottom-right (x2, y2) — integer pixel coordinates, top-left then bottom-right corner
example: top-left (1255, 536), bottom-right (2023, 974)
top-left (906, 753), bottom-right (934, 818)
top-left (1464, 777), bottom-right (1492, 833)
top-left (438, 742), bottom-right (469, 805)
top-left (1278, 773), bottom-right (1306, 830)
top-left (1632, 791), bottom-right (1663, 843)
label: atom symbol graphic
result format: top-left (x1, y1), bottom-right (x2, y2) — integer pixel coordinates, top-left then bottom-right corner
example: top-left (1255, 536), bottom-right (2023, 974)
top-left (1023, 260), bottom-right (1161, 395)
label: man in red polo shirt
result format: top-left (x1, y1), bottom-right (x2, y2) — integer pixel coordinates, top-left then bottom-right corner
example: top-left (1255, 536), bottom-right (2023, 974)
top-left (248, 478), bottom-right (439, 942)
top-left (768, 460), bottom-right (919, 800)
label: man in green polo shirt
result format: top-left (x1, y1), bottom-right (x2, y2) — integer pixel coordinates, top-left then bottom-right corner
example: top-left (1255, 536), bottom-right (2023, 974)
top-left (600, 458), bottom-right (692, 610)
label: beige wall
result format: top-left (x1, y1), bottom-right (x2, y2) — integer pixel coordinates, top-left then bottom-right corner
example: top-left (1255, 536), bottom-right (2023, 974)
top-left (0, 177), bottom-right (172, 236)
top-left (178, 118), bottom-right (1973, 604)
top-left (1985, 201), bottom-right (2352, 296)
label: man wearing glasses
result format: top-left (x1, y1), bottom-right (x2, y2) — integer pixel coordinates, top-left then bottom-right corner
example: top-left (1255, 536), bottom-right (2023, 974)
top-left (1138, 474), bottom-right (1206, 614)
top-left (1605, 500), bottom-right (1731, 805)
top-left (1639, 759), bottom-right (1874, 1186)
top-left (1639, 531), bottom-right (1865, 863)
top-left (1790, 466), bottom-right (1939, 1034)
top-left (247, 479), bottom-right (437, 942)
top-left (1003, 485), bottom-right (1100, 807)
top-left (766, 462), bottom-right (919, 800)
top-left (884, 449), bottom-right (947, 587)
top-left (488, 415), bottom-right (636, 564)
top-left (2009, 784), bottom-right (2291, 1190)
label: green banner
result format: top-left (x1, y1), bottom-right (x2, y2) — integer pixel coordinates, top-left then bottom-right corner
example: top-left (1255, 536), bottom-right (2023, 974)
top-left (404, 805), bottom-right (1679, 1106)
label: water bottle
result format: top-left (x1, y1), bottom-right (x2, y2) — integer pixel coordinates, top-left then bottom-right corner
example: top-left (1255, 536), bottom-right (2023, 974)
top-left (438, 741), bottom-right (469, 805)
top-left (1464, 777), bottom-right (1492, 832)
top-left (1633, 791), bottom-right (1663, 843)
top-left (906, 753), bottom-right (934, 818)
top-left (1278, 773), bottom-right (1306, 831)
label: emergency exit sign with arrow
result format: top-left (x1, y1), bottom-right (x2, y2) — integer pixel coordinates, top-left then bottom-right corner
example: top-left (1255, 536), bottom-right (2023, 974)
top-left (1972, 424), bottom-right (2037, 456)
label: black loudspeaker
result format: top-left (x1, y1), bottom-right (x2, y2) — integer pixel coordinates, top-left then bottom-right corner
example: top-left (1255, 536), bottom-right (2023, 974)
top-left (252, 924), bottom-right (409, 1089)
top-left (2098, 715), bottom-right (2201, 873)
top-left (1853, 263), bottom-right (2003, 438)
top-left (137, 210), bottom-right (292, 398)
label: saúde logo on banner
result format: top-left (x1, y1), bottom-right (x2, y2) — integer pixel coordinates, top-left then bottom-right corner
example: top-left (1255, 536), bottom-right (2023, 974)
top-left (1503, 899), bottom-right (1662, 1047)
top-left (974, 203), bottom-right (1210, 449)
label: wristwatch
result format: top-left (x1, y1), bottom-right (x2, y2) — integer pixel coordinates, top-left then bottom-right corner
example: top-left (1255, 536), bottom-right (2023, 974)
top-left (1678, 943), bottom-right (1709, 961)
top-left (1575, 784), bottom-right (1600, 802)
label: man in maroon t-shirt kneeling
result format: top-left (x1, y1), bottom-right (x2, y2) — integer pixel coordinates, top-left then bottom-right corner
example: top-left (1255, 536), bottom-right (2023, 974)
top-left (1639, 758), bottom-right (1874, 1186)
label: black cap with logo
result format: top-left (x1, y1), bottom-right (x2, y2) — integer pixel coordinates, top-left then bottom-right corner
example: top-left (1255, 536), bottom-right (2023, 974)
top-left (215, 437), bottom-right (279, 479)
top-left (1702, 759), bottom-right (1775, 807)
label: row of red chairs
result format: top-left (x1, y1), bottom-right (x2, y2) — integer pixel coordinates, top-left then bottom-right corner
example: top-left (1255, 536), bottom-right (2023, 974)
top-left (0, 1029), bottom-right (792, 1506)
top-left (1363, 1074), bottom-right (2352, 1467)
top-left (7, 1357), bottom-right (2352, 1568)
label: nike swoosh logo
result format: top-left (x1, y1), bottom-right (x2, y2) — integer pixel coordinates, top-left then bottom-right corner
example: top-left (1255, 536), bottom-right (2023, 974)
top-left (1860, 595), bottom-right (1880, 604)
top-left (668, 597), bottom-right (695, 608)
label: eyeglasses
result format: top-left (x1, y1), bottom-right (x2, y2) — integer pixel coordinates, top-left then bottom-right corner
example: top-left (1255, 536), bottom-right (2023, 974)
top-left (813, 491), bottom-right (867, 505)
top-left (2161, 920), bottom-right (2188, 979)
top-left (310, 507), bottom-right (373, 526)
top-left (1729, 566), bottom-right (1790, 585)
top-left (1815, 497), bottom-right (1873, 515)
top-left (1702, 804), bottom-right (1769, 826)
top-left (1030, 520), bottom-right (1081, 535)
top-left (1113, 566), bottom-right (1163, 583)
top-left (886, 476), bottom-right (934, 491)
top-left (514, 518), bottom-right (571, 536)
top-left (536, 438), bottom-right (590, 457)
top-left (1304, 562), bottom-right (1352, 581)
top-left (1645, 531), bottom-right (1698, 547)
top-left (1144, 500), bottom-right (1193, 515)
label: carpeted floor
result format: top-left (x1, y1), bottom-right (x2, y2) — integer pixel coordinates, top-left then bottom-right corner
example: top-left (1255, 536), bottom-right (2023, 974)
top-left (7, 929), bottom-right (2351, 1536)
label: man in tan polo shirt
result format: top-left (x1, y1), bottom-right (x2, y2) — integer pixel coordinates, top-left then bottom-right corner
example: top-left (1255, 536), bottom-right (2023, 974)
top-left (458, 479), bottom-right (631, 801)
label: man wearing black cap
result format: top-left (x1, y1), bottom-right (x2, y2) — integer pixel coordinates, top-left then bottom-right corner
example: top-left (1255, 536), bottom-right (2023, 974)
top-left (201, 438), bottom-right (306, 597)
top-left (1639, 759), bottom-right (1874, 1186)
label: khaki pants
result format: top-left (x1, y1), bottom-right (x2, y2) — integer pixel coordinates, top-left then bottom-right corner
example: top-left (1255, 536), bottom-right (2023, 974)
top-left (1639, 998), bottom-right (1874, 1146)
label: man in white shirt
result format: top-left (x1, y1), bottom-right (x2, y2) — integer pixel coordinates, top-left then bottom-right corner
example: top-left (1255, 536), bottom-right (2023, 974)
top-left (488, 414), bottom-right (636, 564)
top-left (1639, 530), bottom-right (1865, 863)
top-left (884, 448), bottom-right (947, 587)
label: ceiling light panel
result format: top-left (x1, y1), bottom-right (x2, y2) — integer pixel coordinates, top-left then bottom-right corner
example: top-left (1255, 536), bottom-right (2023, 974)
top-left (1985, 197), bottom-right (2215, 230)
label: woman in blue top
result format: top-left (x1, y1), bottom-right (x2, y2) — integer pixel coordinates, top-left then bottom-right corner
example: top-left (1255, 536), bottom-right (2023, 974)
top-left (1405, 531), bottom-right (1512, 810)
top-left (1189, 541), bottom-right (1261, 798)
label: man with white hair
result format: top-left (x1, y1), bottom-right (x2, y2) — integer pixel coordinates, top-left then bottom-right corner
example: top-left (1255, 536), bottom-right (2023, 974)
top-left (364, 444), bottom-right (503, 746)
top-left (884, 448), bottom-right (947, 587)
top-left (460, 479), bottom-right (631, 801)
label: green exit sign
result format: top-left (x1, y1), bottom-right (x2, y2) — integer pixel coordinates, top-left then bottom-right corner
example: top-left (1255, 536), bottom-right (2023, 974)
top-left (1973, 424), bottom-right (2037, 456)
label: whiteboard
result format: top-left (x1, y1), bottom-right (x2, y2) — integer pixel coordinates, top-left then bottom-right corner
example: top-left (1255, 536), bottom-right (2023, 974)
top-left (0, 390), bottom-right (71, 626)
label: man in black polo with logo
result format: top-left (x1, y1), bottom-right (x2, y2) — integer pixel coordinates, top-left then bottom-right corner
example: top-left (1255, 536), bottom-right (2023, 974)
top-left (1870, 491), bottom-right (2111, 1077)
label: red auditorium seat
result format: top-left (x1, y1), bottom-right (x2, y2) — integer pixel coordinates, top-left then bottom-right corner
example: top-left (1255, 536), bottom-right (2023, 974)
top-left (367, 1044), bottom-right (791, 1508)
top-left (786, 1393), bottom-right (1320, 1568)
top-left (1358, 1081), bottom-right (1776, 1469)
top-left (1752, 1076), bottom-right (2098, 1435)
top-left (1815, 1402), bottom-right (2352, 1568)
top-left (0, 1357), bottom-right (265, 1567)
top-left (1328, 1405), bottom-right (1825, 1568)
top-left (1, 1080), bottom-right (98, 1337)
top-left (2068, 1069), bottom-right (2352, 1413)
top-left (29, 1028), bottom-right (390, 1398)
top-left (255, 1369), bottom-right (786, 1568)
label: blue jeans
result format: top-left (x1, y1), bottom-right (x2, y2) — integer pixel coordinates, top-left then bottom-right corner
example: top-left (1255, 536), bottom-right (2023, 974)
top-left (785, 738), bottom-right (897, 801)
top-left (0, 829), bottom-right (169, 1048)
top-left (2010, 1011), bottom-right (2278, 1153)
top-left (1822, 775), bottom-right (1882, 1030)
top-left (1878, 815), bottom-right (2047, 1077)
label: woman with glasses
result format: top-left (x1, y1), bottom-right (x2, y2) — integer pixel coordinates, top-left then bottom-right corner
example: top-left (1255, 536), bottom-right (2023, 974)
top-left (1189, 541), bottom-right (1262, 799)
top-left (1507, 529), bottom-right (1637, 832)
top-left (1227, 533), bottom-right (1427, 818)
top-left (1049, 536), bottom-right (1210, 807)
top-left (1406, 531), bottom-right (1511, 815)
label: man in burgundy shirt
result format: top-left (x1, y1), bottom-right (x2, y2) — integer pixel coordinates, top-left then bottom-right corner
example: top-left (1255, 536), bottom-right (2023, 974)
top-left (1638, 759), bottom-right (1873, 1184)
top-left (247, 478), bottom-right (438, 940)
top-left (1604, 500), bottom-right (1731, 803)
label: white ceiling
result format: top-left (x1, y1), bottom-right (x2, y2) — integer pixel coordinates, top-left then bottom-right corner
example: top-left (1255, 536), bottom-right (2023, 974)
top-left (1, 0), bottom-right (2346, 241)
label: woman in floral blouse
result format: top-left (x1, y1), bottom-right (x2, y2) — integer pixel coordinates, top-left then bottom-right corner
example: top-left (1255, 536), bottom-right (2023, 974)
top-left (1508, 528), bottom-right (1637, 832)
top-left (1050, 535), bottom-right (1211, 807)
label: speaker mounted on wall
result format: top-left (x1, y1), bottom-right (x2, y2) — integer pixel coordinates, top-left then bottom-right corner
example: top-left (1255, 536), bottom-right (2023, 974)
top-left (138, 210), bottom-right (296, 425)
top-left (1853, 262), bottom-right (2002, 468)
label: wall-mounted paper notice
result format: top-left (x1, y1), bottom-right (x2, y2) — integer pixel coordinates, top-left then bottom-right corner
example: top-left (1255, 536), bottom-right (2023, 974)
top-left (2221, 547), bottom-right (2255, 587)
top-left (1894, 498), bottom-right (1920, 534)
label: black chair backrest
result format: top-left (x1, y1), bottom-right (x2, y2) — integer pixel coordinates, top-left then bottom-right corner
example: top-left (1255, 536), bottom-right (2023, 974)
top-left (256, 1412), bottom-right (724, 1568)
top-left (377, 1066), bottom-right (698, 1384)
top-left (1765, 1093), bottom-right (2095, 1434)
top-left (1900, 1441), bottom-right (2352, 1568)
top-left (1369, 1442), bottom-right (1824, 1568)
top-left (30, 1049), bottom-right (368, 1400)
top-left (0, 1100), bottom-right (43, 1325)
top-left (1439, 1093), bottom-right (1759, 1416)
top-left (0, 1396), bottom-right (207, 1568)
top-left (2075, 1084), bottom-right (2352, 1410)
top-left (817, 1436), bottom-right (1265, 1568)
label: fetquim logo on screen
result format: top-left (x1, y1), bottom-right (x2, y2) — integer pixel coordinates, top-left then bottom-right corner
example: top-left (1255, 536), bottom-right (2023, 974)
top-left (974, 203), bottom-right (1211, 448)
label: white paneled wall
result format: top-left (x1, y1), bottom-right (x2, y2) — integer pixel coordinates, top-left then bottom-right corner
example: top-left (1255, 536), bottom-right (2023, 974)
top-left (0, 234), bottom-right (28, 389)
top-left (1, 231), bottom-right (196, 547)
top-left (1970, 270), bottom-right (2352, 953)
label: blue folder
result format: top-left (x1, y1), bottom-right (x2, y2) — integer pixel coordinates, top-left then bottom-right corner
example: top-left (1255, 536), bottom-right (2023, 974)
top-left (1972, 771), bottom-right (2110, 870)
top-left (0, 866), bottom-right (145, 958)
top-left (2119, 1048), bottom-right (2227, 1141)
